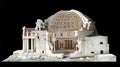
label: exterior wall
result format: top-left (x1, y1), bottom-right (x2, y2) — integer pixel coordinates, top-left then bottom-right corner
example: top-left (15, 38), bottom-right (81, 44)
top-left (36, 31), bottom-right (49, 54)
top-left (84, 36), bottom-right (109, 56)
top-left (77, 30), bottom-right (96, 56)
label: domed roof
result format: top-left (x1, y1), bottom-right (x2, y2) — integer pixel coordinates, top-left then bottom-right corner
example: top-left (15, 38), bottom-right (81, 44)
top-left (46, 9), bottom-right (95, 31)
top-left (46, 9), bottom-right (90, 24)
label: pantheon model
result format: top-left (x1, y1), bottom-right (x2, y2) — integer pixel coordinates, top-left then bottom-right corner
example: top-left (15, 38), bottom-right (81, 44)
top-left (3, 9), bottom-right (116, 62)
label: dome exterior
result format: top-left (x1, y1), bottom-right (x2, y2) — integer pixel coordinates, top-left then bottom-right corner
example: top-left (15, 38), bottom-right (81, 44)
top-left (47, 9), bottom-right (93, 31)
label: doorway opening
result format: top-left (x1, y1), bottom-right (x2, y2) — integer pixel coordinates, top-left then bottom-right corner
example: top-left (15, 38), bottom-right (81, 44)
top-left (100, 50), bottom-right (103, 54)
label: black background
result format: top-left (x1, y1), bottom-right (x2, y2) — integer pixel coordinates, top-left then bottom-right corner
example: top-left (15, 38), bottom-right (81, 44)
top-left (0, 0), bottom-right (119, 63)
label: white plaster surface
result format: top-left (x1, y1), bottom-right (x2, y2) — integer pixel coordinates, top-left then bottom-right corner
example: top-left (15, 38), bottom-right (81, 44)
top-left (3, 9), bottom-right (116, 62)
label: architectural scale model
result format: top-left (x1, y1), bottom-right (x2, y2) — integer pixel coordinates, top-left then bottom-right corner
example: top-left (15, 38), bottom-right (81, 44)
top-left (3, 9), bottom-right (116, 62)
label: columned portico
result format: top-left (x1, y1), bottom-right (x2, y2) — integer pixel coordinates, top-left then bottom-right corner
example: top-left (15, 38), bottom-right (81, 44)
top-left (23, 38), bottom-right (36, 53)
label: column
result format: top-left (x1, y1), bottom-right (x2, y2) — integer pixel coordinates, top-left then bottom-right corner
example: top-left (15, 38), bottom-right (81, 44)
top-left (79, 40), bottom-right (82, 54)
top-left (26, 39), bottom-right (29, 53)
top-left (23, 39), bottom-right (25, 52)
top-left (31, 39), bottom-right (33, 52)
top-left (55, 41), bottom-right (57, 51)
top-left (70, 40), bottom-right (72, 49)
top-left (23, 38), bottom-right (26, 52)
top-left (36, 38), bottom-right (39, 53)
top-left (54, 43), bottom-right (55, 51)
top-left (34, 39), bottom-right (36, 52)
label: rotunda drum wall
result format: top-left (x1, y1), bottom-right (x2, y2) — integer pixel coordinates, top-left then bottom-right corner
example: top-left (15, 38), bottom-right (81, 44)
top-left (48, 11), bottom-right (83, 31)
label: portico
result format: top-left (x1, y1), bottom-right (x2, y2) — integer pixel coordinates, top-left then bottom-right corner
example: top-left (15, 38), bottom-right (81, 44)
top-left (22, 27), bottom-right (37, 53)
